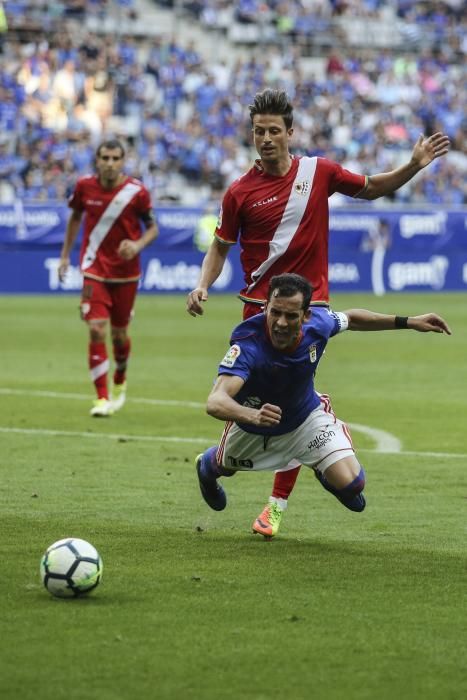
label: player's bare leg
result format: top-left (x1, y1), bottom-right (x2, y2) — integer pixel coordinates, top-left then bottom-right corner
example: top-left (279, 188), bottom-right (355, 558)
top-left (110, 326), bottom-right (130, 411)
top-left (88, 320), bottom-right (113, 417)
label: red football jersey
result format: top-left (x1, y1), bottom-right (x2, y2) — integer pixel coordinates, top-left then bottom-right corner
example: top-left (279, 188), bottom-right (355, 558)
top-left (69, 175), bottom-right (153, 282)
top-left (215, 156), bottom-right (366, 303)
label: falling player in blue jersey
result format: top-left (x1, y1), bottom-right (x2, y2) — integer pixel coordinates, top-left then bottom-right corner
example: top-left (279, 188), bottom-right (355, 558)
top-left (195, 273), bottom-right (451, 535)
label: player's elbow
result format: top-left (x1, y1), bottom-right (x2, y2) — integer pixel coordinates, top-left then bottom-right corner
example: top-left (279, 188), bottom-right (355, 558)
top-left (206, 394), bottom-right (221, 419)
top-left (206, 391), bottom-right (231, 421)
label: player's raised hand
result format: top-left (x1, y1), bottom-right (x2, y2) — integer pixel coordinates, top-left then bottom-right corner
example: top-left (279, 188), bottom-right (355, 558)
top-left (410, 313), bottom-right (452, 335)
top-left (412, 133), bottom-right (450, 169)
top-left (187, 287), bottom-right (209, 316)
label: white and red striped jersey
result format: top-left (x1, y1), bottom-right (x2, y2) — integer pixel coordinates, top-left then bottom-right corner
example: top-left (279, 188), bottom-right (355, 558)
top-left (215, 156), bottom-right (366, 304)
top-left (69, 175), bottom-right (153, 282)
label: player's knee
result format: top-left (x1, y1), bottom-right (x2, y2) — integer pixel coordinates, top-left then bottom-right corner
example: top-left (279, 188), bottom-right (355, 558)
top-left (89, 321), bottom-right (107, 343)
top-left (338, 467), bottom-right (366, 512)
top-left (348, 466), bottom-right (365, 494)
top-left (111, 327), bottom-right (128, 345)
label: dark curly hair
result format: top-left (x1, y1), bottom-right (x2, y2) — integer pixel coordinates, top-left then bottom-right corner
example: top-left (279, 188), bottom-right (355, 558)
top-left (267, 274), bottom-right (313, 310)
top-left (249, 89), bottom-right (294, 129)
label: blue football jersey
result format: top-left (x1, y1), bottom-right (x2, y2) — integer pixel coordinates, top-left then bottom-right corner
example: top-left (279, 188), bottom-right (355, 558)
top-left (217, 307), bottom-right (347, 435)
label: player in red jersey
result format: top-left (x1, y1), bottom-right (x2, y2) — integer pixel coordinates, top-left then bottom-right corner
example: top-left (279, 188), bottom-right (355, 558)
top-left (59, 139), bottom-right (158, 417)
top-left (186, 88), bottom-right (450, 537)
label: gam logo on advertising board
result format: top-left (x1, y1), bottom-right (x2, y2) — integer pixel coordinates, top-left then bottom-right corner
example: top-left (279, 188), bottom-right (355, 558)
top-left (399, 212), bottom-right (447, 238)
top-left (388, 256), bottom-right (449, 291)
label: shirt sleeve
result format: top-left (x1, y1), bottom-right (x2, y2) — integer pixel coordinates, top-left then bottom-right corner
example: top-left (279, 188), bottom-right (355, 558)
top-left (324, 159), bottom-right (367, 198)
top-left (136, 186), bottom-right (153, 215)
top-left (214, 187), bottom-right (241, 245)
top-left (217, 341), bottom-right (253, 382)
top-left (68, 180), bottom-right (84, 211)
top-left (328, 310), bottom-right (349, 336)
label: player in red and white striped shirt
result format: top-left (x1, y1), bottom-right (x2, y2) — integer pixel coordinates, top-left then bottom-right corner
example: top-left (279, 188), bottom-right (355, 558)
top-left (187, 89), bottom-right (449, 537)
top-left (59, 139), bottom-right (158, 416)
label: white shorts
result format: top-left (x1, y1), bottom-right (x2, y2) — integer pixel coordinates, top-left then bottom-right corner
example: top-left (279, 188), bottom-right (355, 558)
top-left (216, 395), bottom-right (354, 475)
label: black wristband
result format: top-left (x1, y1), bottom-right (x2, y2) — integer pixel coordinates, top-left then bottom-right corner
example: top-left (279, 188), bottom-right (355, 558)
top-left (395, 316), bottom-right (408, 329)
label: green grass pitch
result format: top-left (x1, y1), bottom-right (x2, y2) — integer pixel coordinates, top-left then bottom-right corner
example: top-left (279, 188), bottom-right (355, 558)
top-left (0, 292), bottom-right (466, 700)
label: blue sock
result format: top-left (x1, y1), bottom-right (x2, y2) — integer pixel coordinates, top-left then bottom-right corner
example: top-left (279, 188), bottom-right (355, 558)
top-left (317, 467), bottom-right (366, 512)
top-left (200, 447), bottom-right (235, 480)
top-left (336, 468), bottom-right (366, 512)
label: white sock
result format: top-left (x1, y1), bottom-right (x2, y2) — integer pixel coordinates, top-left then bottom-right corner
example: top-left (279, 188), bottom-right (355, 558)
top-left (269, 496), bottom-right (287, 511)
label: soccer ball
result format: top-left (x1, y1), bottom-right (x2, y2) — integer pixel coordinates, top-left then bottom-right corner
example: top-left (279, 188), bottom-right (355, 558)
top-left (40, 538), bottom-right (103, 598)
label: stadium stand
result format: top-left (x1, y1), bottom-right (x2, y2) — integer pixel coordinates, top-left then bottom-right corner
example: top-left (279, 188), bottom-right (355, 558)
top-left (0, 0), bottom-right (465, 205)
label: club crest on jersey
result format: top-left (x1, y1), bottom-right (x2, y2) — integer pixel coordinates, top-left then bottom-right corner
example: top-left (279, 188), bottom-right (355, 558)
top-left (309, 344), bottom-right (317, 362)
top-left (294, 180), bottom-right (311, 196)
top-left (220, 344), bottom-right (241, 368)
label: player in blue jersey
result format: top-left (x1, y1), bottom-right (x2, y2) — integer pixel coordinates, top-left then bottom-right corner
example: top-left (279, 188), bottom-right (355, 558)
top-left (195, 273), bottom-right (451, 534)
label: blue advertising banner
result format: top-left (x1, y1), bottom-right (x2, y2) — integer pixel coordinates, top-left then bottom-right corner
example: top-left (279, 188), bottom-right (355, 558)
top-left (0, 203), bottom-right (208, 249)
top-left (1, 248), bottom-right (466, 295)
top-left (0, 204), bottom-right (466, 294)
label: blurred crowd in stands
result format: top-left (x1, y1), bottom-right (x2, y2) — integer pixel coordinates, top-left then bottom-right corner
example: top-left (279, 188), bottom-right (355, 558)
top-left (0, 0), bottom-right (465, 206)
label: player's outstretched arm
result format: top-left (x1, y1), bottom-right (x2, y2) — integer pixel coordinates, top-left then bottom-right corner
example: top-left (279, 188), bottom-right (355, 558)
top-left (58, 209), bottom-right (83, 281)
top-left (359, 132), bottom-right (450, 200)
top-left (207, 375), bottom-right (282, 426)
top-left (344, 309), bottom-right (451, 335)
top-left (186, 239), bottom-right (230, 317)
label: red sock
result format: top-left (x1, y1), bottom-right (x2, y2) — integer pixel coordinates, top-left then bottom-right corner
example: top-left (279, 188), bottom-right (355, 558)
top-left (89, 341), bottom-right (109, 399)
top-left (272, 466), bottom-right (301, 499)
top-left (113, 337), bottom-right (131, 385)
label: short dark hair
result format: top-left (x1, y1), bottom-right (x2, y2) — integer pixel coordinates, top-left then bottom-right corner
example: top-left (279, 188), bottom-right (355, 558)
top-left (249, 89), bottom-right (294, 129)
top-left (267, 274), bottom-right (313, 310)
top-left (96, 139), bottom-right (125, 158)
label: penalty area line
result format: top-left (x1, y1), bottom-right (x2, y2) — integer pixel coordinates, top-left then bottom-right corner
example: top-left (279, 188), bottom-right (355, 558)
top-left (0, 426), bottom-right (465, 459)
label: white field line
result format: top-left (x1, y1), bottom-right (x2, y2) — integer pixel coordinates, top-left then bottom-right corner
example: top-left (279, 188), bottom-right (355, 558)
top-left (0, 387), bottom-right (203, 408)
top-left (1, 387), bottom-right (465, 459)
top-left (349, 423), bottom-right (401, 453)
top-left (0, 426), bottom-right (208, 444)
top-left (0, 426), bottom-right (465, 459)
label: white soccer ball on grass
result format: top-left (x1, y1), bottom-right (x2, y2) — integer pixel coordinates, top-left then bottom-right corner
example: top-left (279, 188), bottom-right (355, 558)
top-left (40, 538), bottom-right (103, 598)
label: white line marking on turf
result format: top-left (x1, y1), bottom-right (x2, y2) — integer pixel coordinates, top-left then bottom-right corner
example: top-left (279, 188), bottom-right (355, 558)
top-left (0, 387), bottom-right (401, 453)
top-left (0, 426), bottom-right (465, 459)
top-left (0, 387), bottom-right (203, 408)
top-left (349, 423), bottom-right (401, 453)
top-left (1, 388), bottom-right (464, 459)
top-left (0, 426), bottom-right (209, 444)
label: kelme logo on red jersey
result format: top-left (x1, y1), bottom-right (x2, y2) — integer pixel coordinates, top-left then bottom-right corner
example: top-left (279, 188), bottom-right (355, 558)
top-left (251, 196), bottom-right (278, 209)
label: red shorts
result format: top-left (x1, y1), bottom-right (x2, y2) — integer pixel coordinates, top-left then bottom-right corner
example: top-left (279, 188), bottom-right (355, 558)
top-left (80, 279), bottom-right (138, 328)
top-left (242, 301), bottom-right (264, 320)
